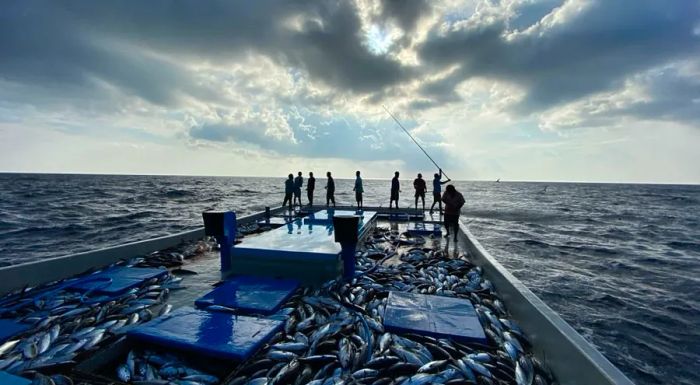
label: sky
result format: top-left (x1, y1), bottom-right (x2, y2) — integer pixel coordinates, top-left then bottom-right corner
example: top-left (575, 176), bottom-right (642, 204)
top-left (1, 0), bottom-right (699, 183)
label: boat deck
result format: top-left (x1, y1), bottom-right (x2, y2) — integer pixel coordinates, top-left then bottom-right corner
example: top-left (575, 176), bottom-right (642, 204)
top-left (0, 205), bottom-right (635, 385)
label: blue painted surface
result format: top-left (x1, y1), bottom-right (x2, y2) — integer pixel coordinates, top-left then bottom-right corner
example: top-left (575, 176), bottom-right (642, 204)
top-left (128, 307), bottom-right (283, 361)
top-left (407, 222), bottom-right (442, 236)
top-left (69, 267), bottom-right (167, 295)
top-left (194, 276), bottom-right (299, 315)
top-left (383, 291), bottom-right (487, 344)
top-left (0, 371), bottom-right (31, 385)
top-left (233, 218), bottom-right (339, 261)
top-left (0, 319), bottom-right (30, 343)
top-left (256, 217), bottom-right (293, 227)
top-left (232, 210), bottom-right (376, 262)
top-left (303, 209), bottom-right (366, 225)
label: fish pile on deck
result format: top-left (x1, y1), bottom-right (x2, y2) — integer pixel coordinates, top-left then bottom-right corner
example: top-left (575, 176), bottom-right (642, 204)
top-left (0, 261), bottom-right (180, 381)
top-left (134, 238), bottom-right (217, 268)
top-left (115, 349), bottom-right (220, 384)
top-left (225, 227), bottom-right (557, 385)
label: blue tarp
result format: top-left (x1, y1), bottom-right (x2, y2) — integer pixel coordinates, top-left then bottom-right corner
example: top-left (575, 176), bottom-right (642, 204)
top-left (407, 222), bottom-right (442, 236)
top-left (0, 371), bottom-right (31, 385)
top-left (0, 318), bottom-right (31, 343)
top-left (128, 307), bottom-right (283, 361)
top-left (194, 276), bottom-right (299, 315)
top-left (383, 291), bottom-right (487, 344)
top-left (69, 267), bottom-right (167, 295)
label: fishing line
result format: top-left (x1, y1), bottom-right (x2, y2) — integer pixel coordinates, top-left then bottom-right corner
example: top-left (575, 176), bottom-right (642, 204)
top-left (382, 105), bottom-right (450, 180)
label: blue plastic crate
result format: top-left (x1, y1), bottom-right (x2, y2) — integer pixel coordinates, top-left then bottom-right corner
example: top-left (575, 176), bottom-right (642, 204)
top-left (69, 267), bottom-right (167, 295)
top-left (0, 318), bottom-right (31, 343)
top-left (0, 371), bottom-right (31, 385)
top-left (407, 222), bottom-right (442, 236)
top-left (128, 307), bottom-right (283, 361)
top-left (195, 276), bottom-right (299, 315)
top-left (383, 291), bottom-right (486, 344)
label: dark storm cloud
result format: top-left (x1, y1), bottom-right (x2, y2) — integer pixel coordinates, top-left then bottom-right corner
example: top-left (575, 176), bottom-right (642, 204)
top-left (417, 0), bottom-right (700, 118)
top-left (379, 0), bottom-right (432, 33)
top-left (0, 0), bottom-right (411, 105)
top-left (1, 0), bottom-right (698, 136)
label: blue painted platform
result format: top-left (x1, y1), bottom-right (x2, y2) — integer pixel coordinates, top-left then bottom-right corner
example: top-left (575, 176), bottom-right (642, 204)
top-left (383, 291), bottom-right (486, 344)
top-left (194, 276), bottom-right (299, 315)
top-left (256, 217), bottom-right (293, 228)
top-left (128, 307), bottom-right (282, 361)
top-left (69, 267), bottom-right (167, 295)
top-left (233, 211), bottom-right (377, 261)
top-left (303, 209), bottom-right (374, 225)
top-left (407, 222), bottom-right (442, 236)
top-left (0, 372), bottom-right (31, 385)
top-left (0, 318), bottom-right (31, 343)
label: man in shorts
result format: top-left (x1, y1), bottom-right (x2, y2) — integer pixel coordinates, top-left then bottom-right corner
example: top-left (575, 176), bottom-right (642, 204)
top-left (413, 173), bottom-right (427, 210)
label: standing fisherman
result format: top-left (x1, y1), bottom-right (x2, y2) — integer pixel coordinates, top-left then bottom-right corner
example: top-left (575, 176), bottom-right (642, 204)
top-left (325, 172), bottom-right (336, 207)
top-left (429, 169), bottom-right (451, 215)
top-left (294, 172), bottom-right (304, 207)
top-left (413, 173), bottom-right (427, 211)
top-left (390, 171), bottom-right (400, 209)
top-left (307, 172), bottom-right (315, 206)
top-left (442, 185), bottom-right (465, 242)
top-left (283, 174), bottom-right (294, 209)
top-left (353, 170), bottom-right (364, 209)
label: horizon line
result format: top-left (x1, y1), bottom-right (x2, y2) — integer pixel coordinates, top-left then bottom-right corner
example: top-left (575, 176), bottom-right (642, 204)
top-left (0, 170), bottom-right (698, 186)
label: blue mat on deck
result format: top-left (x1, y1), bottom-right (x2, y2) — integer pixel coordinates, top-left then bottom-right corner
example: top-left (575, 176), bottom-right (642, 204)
top-left (407, 222), bottom-right (442, 236)
top-left (128, 307), bottom-right (283, 361)
top-left (0, 371), bottom-right (31, 385)
top-left (383, 291), bottom-right (486, 344)
top-left (0, 318), bottom-right (31, 343)
top-left (195, 276), bottom-right (299, 315)
top-left (69, 267), bottom-right (167, 295)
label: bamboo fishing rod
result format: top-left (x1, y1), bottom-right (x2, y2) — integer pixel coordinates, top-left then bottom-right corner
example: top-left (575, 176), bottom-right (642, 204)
top-left (382, 105), bottom-right (450, 180)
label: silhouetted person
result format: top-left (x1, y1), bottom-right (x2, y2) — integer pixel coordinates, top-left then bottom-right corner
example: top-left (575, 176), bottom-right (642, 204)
top-left (325, 172), bottom-right (336, 207)
top-left (353, 170), bottom-right (363, 209)
top-left (294, 171), bottom-right (303, 207)
top-left (307, 172), bottom-right (315, 206)
top-left (283, 174), bottom-right (294, 209)
top-left (430, 169), bottom-right (451, 215)
top-left (390, 171), bottom-right (400, 209)
top-left (413, 173), bottom-right (427, 210)
top-left (442, 185), bottom-right (465, 242)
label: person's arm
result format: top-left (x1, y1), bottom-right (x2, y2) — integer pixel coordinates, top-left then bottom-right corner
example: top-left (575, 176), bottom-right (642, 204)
top-left (439, 169), bottom-right (451, 184)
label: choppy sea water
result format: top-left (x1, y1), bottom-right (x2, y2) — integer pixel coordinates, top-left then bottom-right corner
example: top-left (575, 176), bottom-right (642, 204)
top-left (0, 173), bottom-right (698, 385)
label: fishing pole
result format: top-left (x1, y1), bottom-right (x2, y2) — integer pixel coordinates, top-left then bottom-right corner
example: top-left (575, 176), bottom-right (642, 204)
top-left (382, 105), bottom-right (450, 180)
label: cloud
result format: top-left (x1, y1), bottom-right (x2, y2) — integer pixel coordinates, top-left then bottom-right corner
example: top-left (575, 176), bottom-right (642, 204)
top-left (0, 0), bottom-right (699, 182)
top-left (539, 61), bottom-right (700, 130)
top-left (417, 0), bottom-right (700, 113)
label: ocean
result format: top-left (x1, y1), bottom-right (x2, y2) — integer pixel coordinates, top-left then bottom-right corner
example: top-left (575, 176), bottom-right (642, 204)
top-left (0, 173), bottom-right (698, 385)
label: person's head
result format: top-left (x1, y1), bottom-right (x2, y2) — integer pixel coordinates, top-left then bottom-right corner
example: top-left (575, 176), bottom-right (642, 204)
top-left (434, 173), bottom-right (440, 179)
top-left (417, 173), bottom-right (422, 179)
top-left (327, 171), bottom-right (331, 177)
top-left (445, 184), bottom-right (456, 194)
top-left (309, 172), bottom-right (313, 177)
top-left (356, 171), bottom-right (360, 177)
top-left (288, 174), bottom-right (293, 179)
top-left (298, 171), bottom-right (302, 176)
top-left (394, 171), bottom-right (399, 177)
